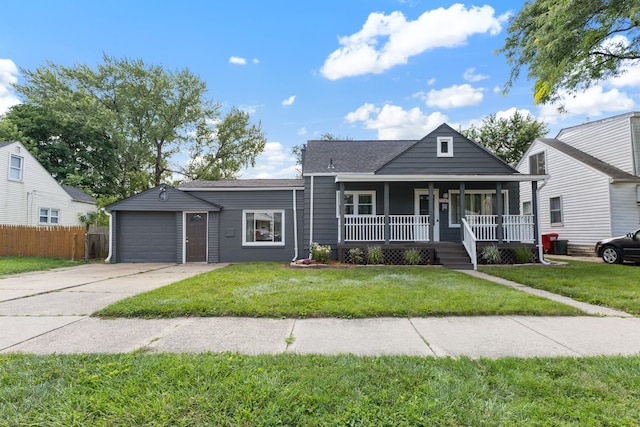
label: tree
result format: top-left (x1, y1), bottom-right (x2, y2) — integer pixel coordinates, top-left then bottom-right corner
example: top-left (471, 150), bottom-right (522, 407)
top-left (181, 107), bottom-right (266, 181)
top-left (11, 55), bottom-right (264, 197)
top-left (1, 104), bottom-right (120, 196)
top-left (498, 0), bottom-right (640, 106)
top-left (461, 112), bottom-right (548, 165)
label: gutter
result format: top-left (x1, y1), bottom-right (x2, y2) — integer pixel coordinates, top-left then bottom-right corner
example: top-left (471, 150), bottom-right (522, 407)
top-left (536, 177), bottom-right (551, 265)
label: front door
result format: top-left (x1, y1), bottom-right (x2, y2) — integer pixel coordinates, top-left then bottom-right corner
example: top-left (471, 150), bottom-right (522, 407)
top-left (185, 212), bottom-right (207, 262)
top-left (415, 189), bottom-right (439, 242)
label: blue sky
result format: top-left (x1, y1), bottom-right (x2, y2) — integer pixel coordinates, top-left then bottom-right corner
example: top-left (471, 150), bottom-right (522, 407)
top-left (1, 1), bottom-right (639, 179)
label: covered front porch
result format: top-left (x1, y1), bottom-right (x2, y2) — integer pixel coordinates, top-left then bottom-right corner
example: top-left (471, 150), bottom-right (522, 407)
top-left (334, 174), bottom-right (545, 270)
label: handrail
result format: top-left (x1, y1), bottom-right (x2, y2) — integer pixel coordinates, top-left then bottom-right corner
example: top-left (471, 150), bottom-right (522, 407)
top-left (461, 218), bottom-right (478, 270)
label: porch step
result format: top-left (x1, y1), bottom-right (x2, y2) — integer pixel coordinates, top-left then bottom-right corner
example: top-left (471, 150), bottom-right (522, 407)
top-left (435, 243), bottom-right (474, 270)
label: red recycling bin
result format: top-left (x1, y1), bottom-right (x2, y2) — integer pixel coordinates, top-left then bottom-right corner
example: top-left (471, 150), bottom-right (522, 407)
top-left (542, 233), bottom-right (559, 254)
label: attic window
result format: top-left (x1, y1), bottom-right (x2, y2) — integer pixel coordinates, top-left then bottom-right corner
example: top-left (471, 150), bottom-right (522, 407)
top-left (437, 137), bottom-right (453, 157)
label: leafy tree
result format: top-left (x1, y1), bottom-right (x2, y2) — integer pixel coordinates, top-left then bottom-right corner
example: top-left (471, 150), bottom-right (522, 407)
top-left (181, 107), bottom-right (266, 181)
top-left (11, 55), bottom-right (264, 197)
top-left (1, 104), bottom-right (119, 196)
top-left (461, 112), bottom-right (548, 165)
top-left (498, 0), bottom-right (640, 106)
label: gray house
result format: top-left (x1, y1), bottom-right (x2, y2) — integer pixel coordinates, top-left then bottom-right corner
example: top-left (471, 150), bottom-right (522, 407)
top-left (106, 124), bottom-right (546, 269)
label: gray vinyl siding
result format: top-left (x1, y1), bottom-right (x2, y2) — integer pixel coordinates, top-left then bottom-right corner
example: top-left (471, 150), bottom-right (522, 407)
top-left (208, 213), bottom-right (220, 263)
top-left (304, 176), bottom-right (338, 257)
top-left (610, 183), bottom-right (640, 236)
top-left (377, 126), bottom-right (517, 175)
top-left (183, 189), bottom-right (303, 262)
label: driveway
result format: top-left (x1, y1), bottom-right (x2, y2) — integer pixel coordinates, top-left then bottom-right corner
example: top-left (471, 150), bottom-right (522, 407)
top-left (0, 263), bottom-right (225, 351)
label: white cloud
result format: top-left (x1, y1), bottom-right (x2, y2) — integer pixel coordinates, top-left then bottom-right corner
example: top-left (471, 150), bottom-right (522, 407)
top-left (240, 141), bottom-right (299, 179)
top-left (229, 56), bottom-right (247, 65)
top-left (463, 67), bottom-right (489, 82)
top-left (320, 5), bottom-right (507, 80)
top-left (415, 84), bottom-right (484, 109)
top-left (538, 86), bottom-right (635, 125)
top-left (253, 58), bottom-right (260, 64)
top-left (345, 102), bottom-right (448, 139)
top-left (297, 127), bottom-right (307, 135)
top-left (427, 77), bottom-right (436, 85)
top-left (0, 59), bottom-right (20, 115)
top-left (495, 107), bottom-right (534, 121)
top-left (282, 95), bottom-right (296, 106)
top-left (238, 104), bottom-right (259, 114)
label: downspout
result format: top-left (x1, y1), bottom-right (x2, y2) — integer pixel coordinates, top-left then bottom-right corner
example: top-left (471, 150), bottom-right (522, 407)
top-left (291, 189), bottom-right (299, 262)
top-left (105, 210), bottom-right (113, 263)
top-left (536, 178), bottom-right (551, 265)
top-left (309, 175), bottom-right (314, 258)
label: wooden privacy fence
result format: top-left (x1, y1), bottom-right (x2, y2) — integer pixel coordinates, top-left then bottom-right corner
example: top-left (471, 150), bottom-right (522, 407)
top-left (0, 225), bottom-right (86, 260)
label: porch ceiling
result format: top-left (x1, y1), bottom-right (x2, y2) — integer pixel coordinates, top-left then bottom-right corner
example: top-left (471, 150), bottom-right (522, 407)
top-left (334, 173), bottom-right (548, 183)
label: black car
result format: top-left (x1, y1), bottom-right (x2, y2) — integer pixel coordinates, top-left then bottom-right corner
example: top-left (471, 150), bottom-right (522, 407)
top-left (595, 229), bottom-right (640, 264)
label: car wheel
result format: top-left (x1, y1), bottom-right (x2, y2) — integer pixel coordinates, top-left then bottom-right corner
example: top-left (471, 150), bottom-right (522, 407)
top-left (601, 246), bottom-right (622, 264)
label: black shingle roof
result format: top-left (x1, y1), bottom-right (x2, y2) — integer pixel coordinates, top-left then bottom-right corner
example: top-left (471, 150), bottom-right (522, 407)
top-left (178, 179), bottom-right (304, 189)
top-left (62, 185), bottom-right (96, 203)
top-left (538, 138), bottom-right (640, 180)
top-left (303, 140), bottom-right (416, 174)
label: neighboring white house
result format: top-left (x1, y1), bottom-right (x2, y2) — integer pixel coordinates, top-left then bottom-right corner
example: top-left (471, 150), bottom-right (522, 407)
top-left (517, 112), bottom-right (640, 254)
top-left (0, 141), bottom-right (96, 226)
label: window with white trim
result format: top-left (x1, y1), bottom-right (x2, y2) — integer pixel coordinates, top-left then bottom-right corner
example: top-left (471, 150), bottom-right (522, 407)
top-left (9, 154), bottom-right (23, 181)
top-left (243, 210), bottom-right (284, 246)
top-left (39, 208), bottom-right (60, 224)
top-left (437, 136), bottom-right (453, 157)
top-left (549, 197), bottom-right (562, 225)
top-left (449, 190), bottom-right (509, 226)
top-left (522, 201), bottom-right (532, 215)
top-left (529, 151), bottom-right (546, 174)
top-left (336, 191), bottom-right (376, 216)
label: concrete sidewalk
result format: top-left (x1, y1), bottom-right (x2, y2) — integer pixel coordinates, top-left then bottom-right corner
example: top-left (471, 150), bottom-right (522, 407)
top-left (1, 263), bottom-right (639, 359)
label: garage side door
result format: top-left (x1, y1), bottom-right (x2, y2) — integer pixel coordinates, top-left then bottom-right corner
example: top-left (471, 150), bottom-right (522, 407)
top-left (116, 212), bottom-right (177, 262)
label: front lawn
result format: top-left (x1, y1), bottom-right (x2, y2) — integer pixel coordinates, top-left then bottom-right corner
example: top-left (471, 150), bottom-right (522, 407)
top-left (95, 262), bottom-right (581, 318)
top-left (0, 256), bottom-right (80, 277)
top-left (2, 353), bottom-right (639, 426)
top-left (480, 259), bottom-right (640, 316)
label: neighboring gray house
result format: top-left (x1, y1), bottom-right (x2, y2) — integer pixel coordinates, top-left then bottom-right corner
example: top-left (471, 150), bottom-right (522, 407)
top-left (106, 124), bottom-right (546, 269)
top-left (517, 112), bottom-right (640, 254)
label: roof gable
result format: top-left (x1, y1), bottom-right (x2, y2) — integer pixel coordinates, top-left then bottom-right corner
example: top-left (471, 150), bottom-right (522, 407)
top-left (376, 124), bottom-right (519, 175)
top-left (106, 184), bottom-right (221, 212)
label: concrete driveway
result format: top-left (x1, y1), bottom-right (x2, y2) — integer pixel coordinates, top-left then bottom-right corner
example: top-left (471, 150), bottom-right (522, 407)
top-left (0, 263), bottom-right (225, 351)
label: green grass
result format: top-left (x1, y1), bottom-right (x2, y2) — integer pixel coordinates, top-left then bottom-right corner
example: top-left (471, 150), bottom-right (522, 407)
top-left (1, 353), bottom-right (639, 426)
top-left (95, 262), bottom-right (581, 318)
top-left (0, 256), bottom-right (80, 277)
top-left (480, 259), bottom-right (640, 315)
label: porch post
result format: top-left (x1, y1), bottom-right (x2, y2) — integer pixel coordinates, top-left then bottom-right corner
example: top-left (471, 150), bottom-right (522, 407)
top-left (428, 182), bottom-right (434, 242)
top-left (339, 182), bottom-right (345, 244)
top-left (496, 182), bottom-right (503, 243)
top-left (384, 182), bottom-right (390, 244)
top-left (459, 182), bottom-right (466, 241)
top-left (531, 180), bottom-right (539, 248)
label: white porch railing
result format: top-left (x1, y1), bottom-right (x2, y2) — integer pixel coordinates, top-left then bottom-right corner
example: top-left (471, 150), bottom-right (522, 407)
top-left (461, 218), bottom-right (477, 270)
top-left (466, 215), bottom-right (534, 242)
top-left (344, 215), bottom-right (430, 242)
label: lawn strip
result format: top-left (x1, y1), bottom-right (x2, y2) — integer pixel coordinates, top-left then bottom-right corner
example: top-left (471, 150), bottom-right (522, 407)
top-left (0, 256), bottom-right (81, 276)
top-left (1, 353), bottom-right (639, 426)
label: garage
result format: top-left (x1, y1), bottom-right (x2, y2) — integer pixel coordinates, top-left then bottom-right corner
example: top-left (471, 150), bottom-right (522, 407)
top-left (116, 211), bottom-right (177, 263)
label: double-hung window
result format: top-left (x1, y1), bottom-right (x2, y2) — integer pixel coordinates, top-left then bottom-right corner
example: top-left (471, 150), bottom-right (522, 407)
top-left (337, 191), bottom-right (376, 216)
top-left (9, 154), bottom-right (23, 181)
top-left (529, 152), bottom-right (546, 175)
top-left (39, 208), bottom-right (60, 224)
top-left (549, 197), bottom-right (562, 225)
top-left (243, 210), bottom-right (284, 246)
top-left (449, 190), bottom-right (508, 226)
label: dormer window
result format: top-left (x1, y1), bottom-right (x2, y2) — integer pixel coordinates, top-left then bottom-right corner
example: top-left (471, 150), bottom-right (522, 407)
top-left (437, 136), bottom-right (453, 157)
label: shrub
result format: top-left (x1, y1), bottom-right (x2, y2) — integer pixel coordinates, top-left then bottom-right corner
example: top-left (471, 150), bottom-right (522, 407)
top-left (367, 246), bottom-right (383, 264)
top-left (481, 244), bottom-right (501, 264)
top-left (514, 246), bottom-right (533, 264)
top-left (404, 248), bottom-right (421, 265)
top-left (348, 248), bottom-right (364, 264)
top-left (310, 243), bottom-right (331, 264)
